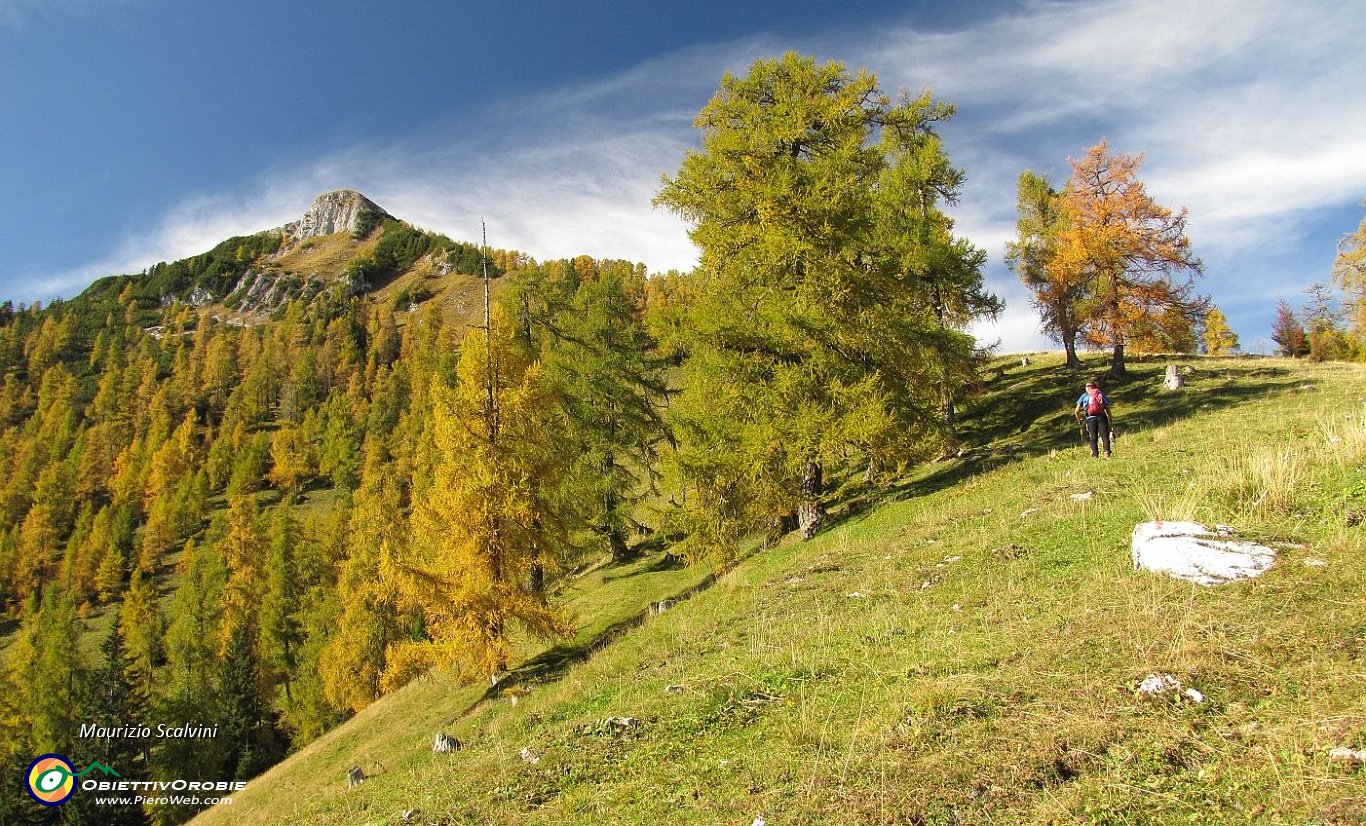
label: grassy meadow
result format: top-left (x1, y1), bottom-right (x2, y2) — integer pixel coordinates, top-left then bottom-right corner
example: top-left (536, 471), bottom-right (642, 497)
top-left (194, 354), bottom-right (1366, 825)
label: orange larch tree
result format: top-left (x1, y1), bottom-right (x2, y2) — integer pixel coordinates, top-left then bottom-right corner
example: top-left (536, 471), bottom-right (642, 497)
top-left (1054, 141), bottom-right (1203, 376)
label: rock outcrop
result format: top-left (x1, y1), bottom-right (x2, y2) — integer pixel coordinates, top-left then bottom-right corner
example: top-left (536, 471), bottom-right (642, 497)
top-left (1131, 521), bottom-right (1276, 585)
top-left (281, 190), bottom-right (391, 241)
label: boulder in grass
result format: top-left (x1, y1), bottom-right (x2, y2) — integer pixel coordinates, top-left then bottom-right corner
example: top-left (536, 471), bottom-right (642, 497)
top-left (433, 732), bottom-right (461, 753)
top-left (1132, 521), bottom-right (1276, 585)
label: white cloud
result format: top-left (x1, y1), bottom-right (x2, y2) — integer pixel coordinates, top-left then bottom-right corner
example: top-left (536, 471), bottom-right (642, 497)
top-left (29, 0), bottom-right (1366, 351)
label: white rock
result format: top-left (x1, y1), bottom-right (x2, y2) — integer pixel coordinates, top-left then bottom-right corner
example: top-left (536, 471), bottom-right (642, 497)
top-left (1020, 508), bottom-right (1039, 517)
top-left (1303, 557), bottom-right (1328, 568)
top-left (1070, 491), bottom-right (1094, 502)
top-left (1137, 674), bottom-right (1181, 697)
top-left (1136, 674), bottom-right (1206, 704)
top-left (1131, 521), bottom-right (1276, 585)
top-left (519, 747), bottom-right (540, 765)
top-left (1328, 747), bottom-right (1366, 764)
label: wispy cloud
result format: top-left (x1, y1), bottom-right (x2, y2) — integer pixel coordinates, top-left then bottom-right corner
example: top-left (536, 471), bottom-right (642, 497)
top-left (29, 0), bottom-right (1366, 349)
top-left (0, 0), bottom-right (135, 29)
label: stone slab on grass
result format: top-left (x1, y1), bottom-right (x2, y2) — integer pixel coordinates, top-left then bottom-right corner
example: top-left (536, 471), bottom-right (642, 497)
top-left (1132, 520), bottom-right (1276, 586)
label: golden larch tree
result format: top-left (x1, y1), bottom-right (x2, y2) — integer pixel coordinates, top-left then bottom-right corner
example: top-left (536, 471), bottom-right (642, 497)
top-left (383, 306), bottom-right (573, 687)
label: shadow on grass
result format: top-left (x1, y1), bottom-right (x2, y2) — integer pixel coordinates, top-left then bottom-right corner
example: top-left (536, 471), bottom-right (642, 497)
top-left (601, 535), bottom-right (688, 578)
top-left (476, 566), bottom-right (718, 704)
top-left (820, 356), bottom-right (1298, 524)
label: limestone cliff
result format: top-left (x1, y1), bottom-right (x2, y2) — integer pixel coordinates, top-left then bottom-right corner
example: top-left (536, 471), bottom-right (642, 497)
top-left (281, 189), bottom-right (391, 241)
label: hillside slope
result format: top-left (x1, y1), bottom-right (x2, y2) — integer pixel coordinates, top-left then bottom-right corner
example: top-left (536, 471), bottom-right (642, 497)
top-left (198, 355), bottom-right (1366, 825)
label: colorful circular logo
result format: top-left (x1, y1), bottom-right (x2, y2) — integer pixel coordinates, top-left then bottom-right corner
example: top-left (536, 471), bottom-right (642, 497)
top-left (25, 754), bottom-right (77, 806)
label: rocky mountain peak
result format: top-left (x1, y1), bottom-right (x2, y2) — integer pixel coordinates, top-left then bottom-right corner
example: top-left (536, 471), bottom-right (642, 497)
top-left (282, 189), bottom-right (391, 241)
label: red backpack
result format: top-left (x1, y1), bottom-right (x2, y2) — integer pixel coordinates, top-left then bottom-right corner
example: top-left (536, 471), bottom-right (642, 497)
top-left (1086, 389), bottom-right (1106, 416)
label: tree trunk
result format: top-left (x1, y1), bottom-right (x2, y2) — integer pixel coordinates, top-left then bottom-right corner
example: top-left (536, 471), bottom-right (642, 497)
top-left (603, 452), bottom-right (630, 563)
top-left (1110, 342), bottom-right (1127, 377)
top-left (797, 461), bottom-right (824, 540)
top-left (1063, 335), bottom-right (1081, 368)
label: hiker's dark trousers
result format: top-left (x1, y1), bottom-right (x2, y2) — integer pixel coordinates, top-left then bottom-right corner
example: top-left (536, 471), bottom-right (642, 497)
top-left (1085, 415), bottom-right (1111, 457)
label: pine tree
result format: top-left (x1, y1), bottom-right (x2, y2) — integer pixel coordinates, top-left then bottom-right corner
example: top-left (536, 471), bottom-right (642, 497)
top-left (83, 623), bottom-right (152, 825)
top-left (259, 507), bottom-right (303, 705)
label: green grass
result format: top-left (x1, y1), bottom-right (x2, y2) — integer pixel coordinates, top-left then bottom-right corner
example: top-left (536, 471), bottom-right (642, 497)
top-left (194, 354), bottom-right (1366, 825)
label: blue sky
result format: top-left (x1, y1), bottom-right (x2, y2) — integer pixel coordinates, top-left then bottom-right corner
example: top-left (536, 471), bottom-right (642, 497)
top-left (2, 0), bottom-right (1364, 352)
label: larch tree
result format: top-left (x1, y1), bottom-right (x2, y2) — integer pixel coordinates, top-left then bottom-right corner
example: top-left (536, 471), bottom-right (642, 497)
top-left (1333, 201), bottom-right (1366, 336)
top-left (655, 53), bottom-right (994, 557)
top-left (508, 261), bottom-right (668, 564)
top-left (1054, 140), bottom-right (1203, 376)
top-left (1271, 298), bottom-right (1308, 357)
top-left (1303, 282), bottom-right (1350, 362)
top-left (1202, 306), bottom-right (1239, 355)
top-left (384, 306), bottom-right (573, 686)
top-left (1006, 171), bottom-right (1086, 367)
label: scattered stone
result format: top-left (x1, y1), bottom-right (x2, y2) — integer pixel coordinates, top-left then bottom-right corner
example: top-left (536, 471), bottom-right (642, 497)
top-left (951, 603), bottom-right (962, 612)
top-left (1135, 673), bottom-right (1206, 704)
top-left (1131, 521), bottom-right (1277, 585)
top-left (753, 818), bottom-right (768, 826)
top-left (604, 716), bottom-right (638, 731)
top-left (1304, 557), bottom-right (1328, 568)
top-left (1328, 747), bottom-right (1366, 765)
top-left (845, 591), bottom-right (866, 599)
top-left (1069, 491), bottom-right (1094, 502)
top-left (1136, 674), bottom-right (1181, 697)
top-left (664, 684), bottom-right (684, 695)
top-left (400, 809), bottom-right (421, 824)
top-left (651, 599), bottom-right (677, 616)
top-left (432, 732), bottom-right (462, 753)
top-left (1020, 508), bottom-right (1039, 518)
top-left (346, 766), bottom-right (365, 788)
top-left (519, 747), bottom-right (540, 765)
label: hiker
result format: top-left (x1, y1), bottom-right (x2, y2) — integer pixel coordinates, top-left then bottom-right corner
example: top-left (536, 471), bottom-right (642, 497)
top-left (1075, 380), bottom-right (1113, 458)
